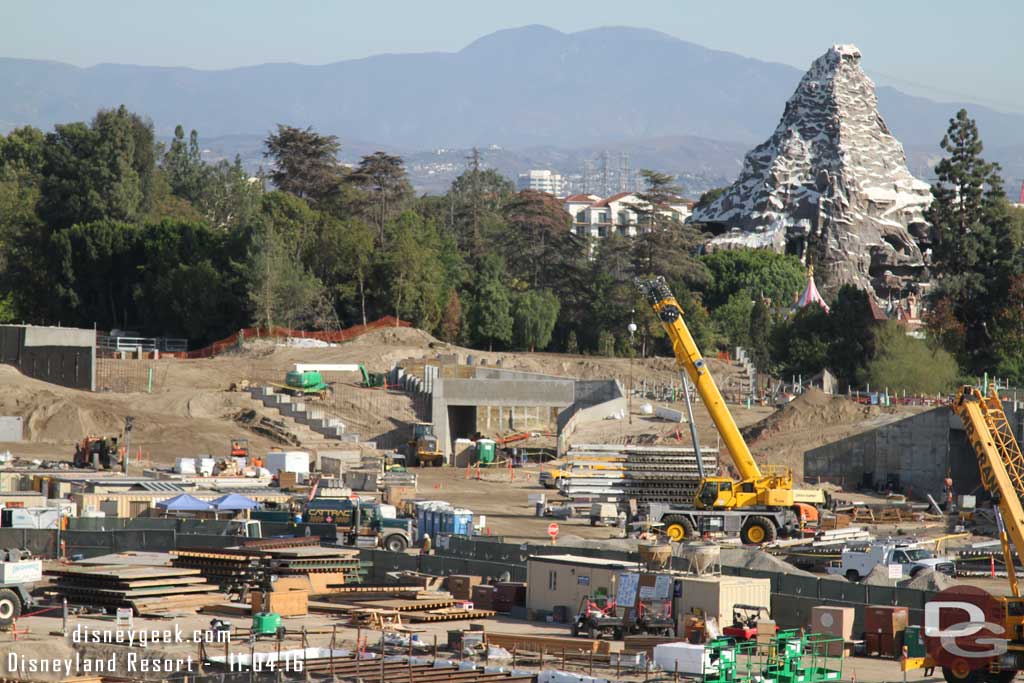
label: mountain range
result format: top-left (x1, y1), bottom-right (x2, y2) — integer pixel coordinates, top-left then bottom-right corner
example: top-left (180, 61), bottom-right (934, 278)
top-left (2, 25), bottom-right (1022, 194)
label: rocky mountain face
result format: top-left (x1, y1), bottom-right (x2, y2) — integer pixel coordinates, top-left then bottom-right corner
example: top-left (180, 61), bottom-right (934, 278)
top-left (691, 45), bottom-right (933, 300)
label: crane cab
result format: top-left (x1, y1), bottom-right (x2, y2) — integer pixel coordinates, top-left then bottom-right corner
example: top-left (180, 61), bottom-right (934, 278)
top-left (695, 476), bottom-right (796, 510)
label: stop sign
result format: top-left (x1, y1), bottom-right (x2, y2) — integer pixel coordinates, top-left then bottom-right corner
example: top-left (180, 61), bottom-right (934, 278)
top-left (548, 522), bottom-right (559, 537)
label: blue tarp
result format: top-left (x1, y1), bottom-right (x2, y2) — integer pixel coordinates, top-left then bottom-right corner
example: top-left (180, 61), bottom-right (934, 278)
top-left (210, 493), bottom-right (261, 511)
top-left (155, 494), bottom-right (214, 511)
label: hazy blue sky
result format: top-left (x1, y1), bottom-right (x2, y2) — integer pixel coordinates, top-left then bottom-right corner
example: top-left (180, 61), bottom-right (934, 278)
top-left (3, 0), bottom-right (1022, 112)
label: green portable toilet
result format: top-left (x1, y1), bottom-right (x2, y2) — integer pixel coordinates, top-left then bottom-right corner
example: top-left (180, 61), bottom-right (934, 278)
top-left (476, 439), bottom-right (496, 465)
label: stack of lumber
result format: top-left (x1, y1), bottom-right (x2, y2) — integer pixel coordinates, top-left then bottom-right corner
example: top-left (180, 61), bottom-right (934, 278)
top-left (171, 544), bottom-right (361, 588)
top-left (484, 632), bottom-right (611, 655)
top-left (46, 565), bottom-right (223, 615)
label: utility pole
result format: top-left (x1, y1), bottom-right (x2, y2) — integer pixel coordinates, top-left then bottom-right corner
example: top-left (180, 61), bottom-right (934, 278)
top-left (628, 317), bottom-right (637, 425)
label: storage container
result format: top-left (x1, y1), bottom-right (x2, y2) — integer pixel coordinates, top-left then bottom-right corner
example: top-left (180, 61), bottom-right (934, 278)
top-left (448, 575), bottom-right (482, 601)
top-left (493, 582), bottom-right (527, 612)
top-left (471, 584), bottom-right (495, 610)
top-left (864, 605), bottom-right (908, 635)
top-left (652, 642), bottom-right (711, 676)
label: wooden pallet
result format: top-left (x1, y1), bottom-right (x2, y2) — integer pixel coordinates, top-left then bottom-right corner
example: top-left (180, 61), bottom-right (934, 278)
top-left (405, 608), bottom-right (496, 623)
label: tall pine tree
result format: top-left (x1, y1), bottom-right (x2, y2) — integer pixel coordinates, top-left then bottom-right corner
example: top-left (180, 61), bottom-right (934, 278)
top-left (926, 109), bottom-right (1014, 370)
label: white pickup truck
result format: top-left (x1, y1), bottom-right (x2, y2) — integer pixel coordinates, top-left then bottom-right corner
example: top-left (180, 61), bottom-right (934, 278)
top-left (827, 543), bottom-right (955, 581)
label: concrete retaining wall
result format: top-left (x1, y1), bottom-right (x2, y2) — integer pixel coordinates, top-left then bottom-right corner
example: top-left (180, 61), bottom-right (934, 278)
top-left (804, 407), bottom-right (988, 496)
top-left (0, 324), bottom-right (96, 390)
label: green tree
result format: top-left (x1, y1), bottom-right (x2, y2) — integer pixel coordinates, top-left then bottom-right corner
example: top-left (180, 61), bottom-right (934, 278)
top-left (513, 289), bottom-right (560, 352)
top-left (40, 106), bottom-right (158, 230)
top-left (306, 216), bottom-right (376, 326)
top-left (379, 211), bottom-right (445, 331)
top-left (714, 292), bottom-right (754, 349)
top-left (701, 249), bottom-right (806, 310)
top-left (825, 285), bottom-right (877, 387)
top-left (163, 125), bottom-right (207, 203)
top-left (925, 109), bottom-right (1014, 370)
top-left (769, 305), bottom-right (831, 380)
top-left (748, 297), bottom-right (772, 372)
top-left (246, 220), bottom-right (326, 330)
top-left (469, 253), bottom-right (513, 350)
top-left (631, 170), bottom-right (708, 290)
top-left (449, 151), bottom-right (515, 258)
top-left (51, 219), bottom-right (142, 329)
top-left (263, 125), bottom-right (342, 204)
top-left (693, 186), bottom-right (726, 214)
top-left (566, 330), bottom-right (579, 354)
top-left (348, 152), bottom-right (414, 244)
top-left (866, 323), bottom-right (959, 394)
top-left (198, 156), bottom-right (262, 231)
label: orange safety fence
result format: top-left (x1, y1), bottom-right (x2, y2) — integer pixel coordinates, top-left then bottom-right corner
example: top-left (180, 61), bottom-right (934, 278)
top-left (185, 316), bottom-right (410, 359)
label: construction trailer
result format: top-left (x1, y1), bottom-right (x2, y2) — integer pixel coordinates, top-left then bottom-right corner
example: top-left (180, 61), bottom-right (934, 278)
top-left (525, 554), bottom-right (639, 616)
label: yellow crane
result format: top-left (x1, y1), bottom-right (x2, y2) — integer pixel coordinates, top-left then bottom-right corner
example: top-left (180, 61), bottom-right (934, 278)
top-left (902, 385), bottom-right (1024, 683)
top-left (638, 277), bottom-right (824, 544)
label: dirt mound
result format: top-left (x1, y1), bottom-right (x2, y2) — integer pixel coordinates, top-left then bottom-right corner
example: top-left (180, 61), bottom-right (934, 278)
top-left (900, 569), bottom-right (958, 591)
top-left (743, 389), bottom-right (872, 443)
top-left (861, 564), bottom-right (898, 585)
top-left (24, 401), bottom-right (122, 442)
top-left (347, 326), bottom-right (441, 347)
top-left (721, 547), bottom-right (815, 576)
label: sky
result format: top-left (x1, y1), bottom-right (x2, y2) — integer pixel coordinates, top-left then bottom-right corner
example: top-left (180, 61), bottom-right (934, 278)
top-left (3, 0), bottom-right (1022, 112)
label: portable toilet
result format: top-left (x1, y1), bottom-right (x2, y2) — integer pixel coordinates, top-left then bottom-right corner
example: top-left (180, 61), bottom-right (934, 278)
top-left (451, 508), bottom-right (473, 536)
top-left (476, 439), bottom-right (496, 465)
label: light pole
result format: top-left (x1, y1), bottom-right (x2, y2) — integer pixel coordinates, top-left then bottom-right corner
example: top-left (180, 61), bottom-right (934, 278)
top-left (627, 319), bottom-right (637, 424)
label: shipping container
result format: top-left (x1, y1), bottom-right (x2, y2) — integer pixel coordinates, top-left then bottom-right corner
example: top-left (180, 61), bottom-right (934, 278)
top-left (493, 582), bottom-right (527, 612)
top-left (472, 584), bottom-right (495, 610)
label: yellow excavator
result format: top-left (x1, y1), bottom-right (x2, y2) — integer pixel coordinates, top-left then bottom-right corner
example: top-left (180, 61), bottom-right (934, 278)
top-left (638, 276), bottom-right (825, 544)
top-left (901, 385), bottom-right (1024, 683)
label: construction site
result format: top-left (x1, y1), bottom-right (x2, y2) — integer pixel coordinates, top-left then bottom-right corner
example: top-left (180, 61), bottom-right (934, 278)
top-left (0, 276), bottom-right (1019, 683)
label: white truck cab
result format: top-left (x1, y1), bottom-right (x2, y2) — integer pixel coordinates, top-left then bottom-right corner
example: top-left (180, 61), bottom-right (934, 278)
top-left (827, 543), bottom-right (954, 581)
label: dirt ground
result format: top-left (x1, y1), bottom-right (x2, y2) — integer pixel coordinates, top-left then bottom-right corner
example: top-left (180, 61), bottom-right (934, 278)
top-left (4, 607), bottom-right (938, 683)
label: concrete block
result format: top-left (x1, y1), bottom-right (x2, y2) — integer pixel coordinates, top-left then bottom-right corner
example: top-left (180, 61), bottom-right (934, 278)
top-left (655, 406), bottom-right (685, 423)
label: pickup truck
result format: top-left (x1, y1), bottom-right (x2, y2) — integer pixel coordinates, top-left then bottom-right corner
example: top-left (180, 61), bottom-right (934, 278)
top-left (827, 543), bottom-right (955, 581)
top-left (303, 498), bottom-right (413, 552)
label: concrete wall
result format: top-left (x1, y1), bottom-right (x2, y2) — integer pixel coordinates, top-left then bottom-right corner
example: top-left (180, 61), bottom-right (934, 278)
top-left (0, 324), bottom-right (96, 390)
top-left (432, 375), bottom-right (575, 459)
top-left (804, 407), bottom-right (987, 496)
top-left (0, 416), bottom-right (23, 441)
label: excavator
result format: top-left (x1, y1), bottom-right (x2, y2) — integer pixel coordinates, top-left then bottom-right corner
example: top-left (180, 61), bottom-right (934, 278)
top-left (901, 385), bottom-right (1024, 683)
top-left (638, 277), bottom-right (825, 544)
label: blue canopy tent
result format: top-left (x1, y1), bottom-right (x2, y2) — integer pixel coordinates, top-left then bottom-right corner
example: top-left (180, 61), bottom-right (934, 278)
top-left (155, 493), bottom-right (214, 512)
top-left (210, 493), bottom-right (261, 511)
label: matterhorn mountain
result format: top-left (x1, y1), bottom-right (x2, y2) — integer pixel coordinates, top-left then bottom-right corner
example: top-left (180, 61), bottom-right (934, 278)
top-left (691, 44), bottom-right (933, 300)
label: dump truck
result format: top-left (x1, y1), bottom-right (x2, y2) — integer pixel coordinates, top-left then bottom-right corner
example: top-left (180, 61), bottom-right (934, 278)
top-left (638, 277), bottom-right (825, 544)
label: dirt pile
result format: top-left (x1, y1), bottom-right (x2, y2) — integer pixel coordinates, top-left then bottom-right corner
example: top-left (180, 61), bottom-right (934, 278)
top-left (721, 547), bottom-right (815, 576)
top-left (861, 564), bottom-right (898, 585)
top-left (743, 389), bottom-right (872, 443)
top-left (901, 569), bottom-right (958, 591)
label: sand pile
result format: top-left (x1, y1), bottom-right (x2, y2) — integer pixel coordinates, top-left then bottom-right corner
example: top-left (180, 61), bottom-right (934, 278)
top-left (743, 389), bottom-right (872, 443)
top-left (348, 326), bottom-right (440, 347)
top-left (861, 564), bottom-right (898, 585)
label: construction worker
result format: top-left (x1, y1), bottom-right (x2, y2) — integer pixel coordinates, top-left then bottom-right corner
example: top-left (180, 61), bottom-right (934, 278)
top-left (421, 533), bottom-right (432, 555)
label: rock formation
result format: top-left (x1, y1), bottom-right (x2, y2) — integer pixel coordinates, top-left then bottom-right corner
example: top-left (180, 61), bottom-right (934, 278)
top-left (690, 44), bottom-right (932, 299)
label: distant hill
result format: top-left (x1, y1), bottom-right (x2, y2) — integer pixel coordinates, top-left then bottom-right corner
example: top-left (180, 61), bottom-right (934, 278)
top-left (3, 25), bottom-right (1022, 191)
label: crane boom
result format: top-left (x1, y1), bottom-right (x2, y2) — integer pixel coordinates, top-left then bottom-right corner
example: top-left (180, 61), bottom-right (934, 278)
top-left (639, 277), bottom-right (762, 481)
top-left (953, 385), bottom-right (1024, 597)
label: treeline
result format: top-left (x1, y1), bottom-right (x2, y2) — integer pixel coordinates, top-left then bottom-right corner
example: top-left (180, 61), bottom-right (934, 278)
top-left (0, 107), bottom-right (1022, 391)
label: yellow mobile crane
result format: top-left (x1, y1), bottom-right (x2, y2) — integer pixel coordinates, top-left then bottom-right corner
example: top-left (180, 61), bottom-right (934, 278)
top-left (638, 277), bottom-right (824, 544)
top-left (901, 385), bottom-right (1024, 683)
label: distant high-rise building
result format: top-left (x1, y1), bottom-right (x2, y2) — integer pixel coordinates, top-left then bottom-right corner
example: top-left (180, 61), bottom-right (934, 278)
top-left (518, 169), bottom-right (564, 195)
